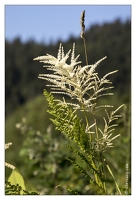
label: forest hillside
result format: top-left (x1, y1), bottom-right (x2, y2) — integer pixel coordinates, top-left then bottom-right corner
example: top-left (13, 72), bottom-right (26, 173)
top-left (5, 19), bottom-right (131, 117)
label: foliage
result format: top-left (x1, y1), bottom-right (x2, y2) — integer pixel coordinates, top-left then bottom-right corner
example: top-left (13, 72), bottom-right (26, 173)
top-left (43, 89), bottom-right (124, 194)
top-left (5, 169), bottom-right (39, 195)
top-left (5, 143), bottom-right (39, 195)
top-left (5, 181), bottom-right (39, 195)
top-left (5, 100), bottom-right (130, 194)
top-left (8, 169), bottom-right (25, 191)
top-left (11, 118), bottom-right (95, 194)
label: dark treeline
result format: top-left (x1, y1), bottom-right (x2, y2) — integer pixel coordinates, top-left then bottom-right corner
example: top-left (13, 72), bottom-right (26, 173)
top-left (5, 19), bottom-right (131, 117)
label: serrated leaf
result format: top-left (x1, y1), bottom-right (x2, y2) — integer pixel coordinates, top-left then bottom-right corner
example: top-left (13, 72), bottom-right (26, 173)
top-left (8, 169), bottom-right (26, 192)
top-left (68, 145), bottom-right (101, 177)
top-left (67, 157), bottom-right (92, 180)
top-left (67, 187), bottom-right (80, 194)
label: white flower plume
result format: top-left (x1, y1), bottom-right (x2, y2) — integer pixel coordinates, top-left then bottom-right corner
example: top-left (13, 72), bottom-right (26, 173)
top-left (95, 104), bottom-right (124, 151)
top-left (34, 43), bottom-right (117, 111)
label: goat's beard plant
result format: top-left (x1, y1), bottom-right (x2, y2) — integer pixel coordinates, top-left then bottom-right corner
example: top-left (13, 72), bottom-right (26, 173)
top-left (34, 11), bottom-right (124, 195)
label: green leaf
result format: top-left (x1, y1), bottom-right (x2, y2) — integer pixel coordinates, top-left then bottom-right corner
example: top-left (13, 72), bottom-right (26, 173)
top-left (8, 169), bottom-right (26, 192)
top-left (105, 160), bottom-right (122, 195)
top-left (44, 89), bottom-right (90, 153)
top-left (67, 187), bottom-right (80, 194)
top-left (67, 157), bottom-right (93, 180)
top-left (68, 145), bottom-right (101, 177)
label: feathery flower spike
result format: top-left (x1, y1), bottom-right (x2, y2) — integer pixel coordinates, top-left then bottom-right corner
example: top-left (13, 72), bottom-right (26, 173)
top-left (34, 44), bottom-right (115, 112)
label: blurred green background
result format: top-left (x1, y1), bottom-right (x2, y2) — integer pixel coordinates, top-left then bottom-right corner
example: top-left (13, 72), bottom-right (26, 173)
top-left (5, 19), bottom-right (131, 194)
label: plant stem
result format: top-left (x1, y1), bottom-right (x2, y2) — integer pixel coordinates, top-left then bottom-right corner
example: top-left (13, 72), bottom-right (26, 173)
top-left (100, 153), bottom-right (107, 193)
top-left (83, 37), bottom-right (88, 65)
top-left (104, 158), bottom-right (122, 195)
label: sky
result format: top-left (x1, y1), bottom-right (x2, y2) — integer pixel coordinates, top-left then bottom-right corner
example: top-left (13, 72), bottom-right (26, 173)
top-left (5, 5), bottom-right (131, 44)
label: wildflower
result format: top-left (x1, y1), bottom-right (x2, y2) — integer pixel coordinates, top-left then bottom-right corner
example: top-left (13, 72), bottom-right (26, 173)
top-left (95, 104), bottom-right (124, 151)
top-left (5, 143), bottom-right (15, 170)
top-left (5, 142), bottom-right (12, 150)
top-left (5, 162), bottom-right (15, 170)
top-left (95, 132), bottom-right (121, 151)
top-left (34, 43), bottom-right (117, 112)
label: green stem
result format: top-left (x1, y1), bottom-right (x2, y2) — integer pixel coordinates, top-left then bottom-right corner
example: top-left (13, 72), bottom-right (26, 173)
top-left (91, 156), bottom-right (107, 194)
top-left (81, 33), bottom-right (107, 194)
top-left (81, 103), bottom-right (92, 142)
top-left (104, 159), bottom-right (122, 195)
top-left (83, 37), bottom-right (88, 65)
top-left (100, 153), bottom-right (107, 193)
